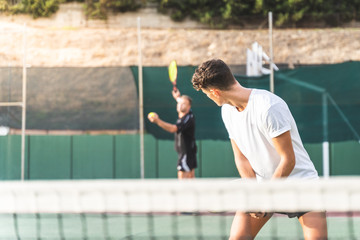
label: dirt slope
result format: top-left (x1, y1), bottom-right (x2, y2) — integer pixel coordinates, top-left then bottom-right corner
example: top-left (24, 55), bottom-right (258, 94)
top-left (1, 13), bottom-right (360, 67)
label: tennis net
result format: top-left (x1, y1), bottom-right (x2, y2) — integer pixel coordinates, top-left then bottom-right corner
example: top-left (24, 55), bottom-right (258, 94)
top-left (0, 177), bottom-right (359, 239)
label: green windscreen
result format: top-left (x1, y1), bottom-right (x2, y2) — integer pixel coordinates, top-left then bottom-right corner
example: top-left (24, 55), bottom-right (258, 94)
top-left (131, 61), bottom-right (360, 143)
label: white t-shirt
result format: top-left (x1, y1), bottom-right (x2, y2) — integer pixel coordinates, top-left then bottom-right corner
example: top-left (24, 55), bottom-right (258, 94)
top-left (221, 89), bottom-right (318, 181)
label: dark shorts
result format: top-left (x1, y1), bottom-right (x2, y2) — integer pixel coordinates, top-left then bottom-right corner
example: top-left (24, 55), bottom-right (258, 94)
top-left (177, 153), bottom-right (197, 172)
top-left (276, 212), bottom-right (308, 218)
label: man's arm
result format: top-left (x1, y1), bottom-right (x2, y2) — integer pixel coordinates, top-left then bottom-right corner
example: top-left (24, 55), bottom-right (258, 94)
top-left (148, 112), bottom-right (177, 133)
top-left (172, 89), bottom-right (181, 101)
top-left (230, 139), bottom-right (256, 178)
top-left (155, 118), bottom-right (178, 133)
top-left (271, 131), bottom-right (296, 179)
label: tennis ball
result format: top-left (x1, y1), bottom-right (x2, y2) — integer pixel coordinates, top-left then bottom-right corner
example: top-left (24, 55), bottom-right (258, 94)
top-left (148, 112), bottom-right (155, 118)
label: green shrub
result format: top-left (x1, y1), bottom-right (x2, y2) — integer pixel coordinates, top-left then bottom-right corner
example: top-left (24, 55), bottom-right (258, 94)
top-left (84, 0), bottom-right (143, 19)
top-left (154, 0), bottom-right (360, 28)
top-left (9, 0), bottom-right (60, 18)
top-left (0, 0), bottom-right (10, 11)
top-left (1, 0), bottom-right (360, 27)
top-left (3, 0), bottom-right (142, 19)
top-left (257, 0), bottom-right (360, 27)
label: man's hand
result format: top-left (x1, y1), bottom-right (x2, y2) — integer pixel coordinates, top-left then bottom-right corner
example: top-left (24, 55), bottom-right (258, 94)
top-left (172, 89), bottom-right (181, 100)
top-left (147, 112), bottom-right (159, 123)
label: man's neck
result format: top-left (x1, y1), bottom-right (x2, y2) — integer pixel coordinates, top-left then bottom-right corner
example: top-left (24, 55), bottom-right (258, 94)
top-left (224, 84), bottom-right (252, 112)
top-left (178, 110), bottom-right (189, 118)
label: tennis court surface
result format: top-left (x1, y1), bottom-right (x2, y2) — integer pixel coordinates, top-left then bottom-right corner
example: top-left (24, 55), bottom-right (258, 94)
top-left (0, 177), bottom-right (358, 239)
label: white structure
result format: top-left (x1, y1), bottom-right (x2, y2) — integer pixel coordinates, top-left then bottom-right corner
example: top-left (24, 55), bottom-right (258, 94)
top-left (246, 42), bottom-right (279, 76)
top-left (0, 126), bottom-right (10, 136)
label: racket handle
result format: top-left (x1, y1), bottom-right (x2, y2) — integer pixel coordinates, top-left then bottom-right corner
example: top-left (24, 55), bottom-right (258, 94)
top-left (173, 85), bottom-right (177, 91)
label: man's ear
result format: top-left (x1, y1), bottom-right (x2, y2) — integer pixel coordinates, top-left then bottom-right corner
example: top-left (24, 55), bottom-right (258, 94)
top-left (210, 89), bottom-right (221, 97)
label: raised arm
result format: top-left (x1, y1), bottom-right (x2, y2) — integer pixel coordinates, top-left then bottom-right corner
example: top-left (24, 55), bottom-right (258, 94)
top-left (230, 139), bottom-right (256, 179)
top-left (271, 131), bottom-right (296, 179)
top-left (172, 89), bottom-right (181, 101)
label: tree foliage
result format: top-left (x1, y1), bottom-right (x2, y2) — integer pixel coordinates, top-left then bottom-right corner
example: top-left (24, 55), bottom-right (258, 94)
top-left (84, 0), bottom-right (143, 20)
top-left (1, 0), bottom-right (143, 19)
top-left (156, 0), bottom-right (259, 28)
top-left (3, 0), bottom-right (61, 18)
top-left (1, 0), bottom-right (359, 27)
top-left (155, 0), bottom-right (360, 28)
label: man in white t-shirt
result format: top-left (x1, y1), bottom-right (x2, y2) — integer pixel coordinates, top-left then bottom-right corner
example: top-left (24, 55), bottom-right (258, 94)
top-left (191, 59), bottom-right (327, 240)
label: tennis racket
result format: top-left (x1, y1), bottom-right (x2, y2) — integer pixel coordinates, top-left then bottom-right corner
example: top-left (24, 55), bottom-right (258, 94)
top-left (168, 60), bottom-right (178, 91)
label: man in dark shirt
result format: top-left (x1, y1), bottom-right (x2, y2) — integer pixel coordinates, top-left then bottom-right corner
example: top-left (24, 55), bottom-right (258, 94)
top-left (148, 89), bottom-right (197, 179)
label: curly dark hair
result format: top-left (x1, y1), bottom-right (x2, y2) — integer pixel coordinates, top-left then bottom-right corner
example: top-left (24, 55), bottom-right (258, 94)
top-left (191, 59), bottom-right (236, 91)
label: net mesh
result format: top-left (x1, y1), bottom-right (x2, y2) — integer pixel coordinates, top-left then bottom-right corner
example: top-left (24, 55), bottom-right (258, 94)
top-left (0, 66), bottom-right (138, 131)
top-left (0, 177), bottom-right (359, 239)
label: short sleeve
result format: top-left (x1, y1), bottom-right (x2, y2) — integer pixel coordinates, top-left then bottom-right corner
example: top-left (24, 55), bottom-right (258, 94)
top-left (221, 105), bottom-right (234, 139)
top-left (264, 102), bottom-right (292, 138)
top-left (176, 113), bottom-right (193, 132)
